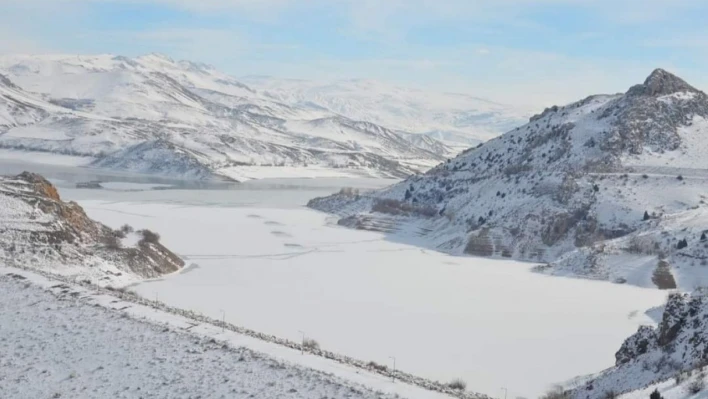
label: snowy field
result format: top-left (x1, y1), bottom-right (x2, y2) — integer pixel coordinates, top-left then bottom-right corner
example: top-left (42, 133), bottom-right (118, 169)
top-left (0, 272), bottom-right (431, 399)
top-left (31, 177), bottom-right (665, 398)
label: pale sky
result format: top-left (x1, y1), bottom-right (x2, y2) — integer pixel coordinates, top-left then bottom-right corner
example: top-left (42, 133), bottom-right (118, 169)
top-left (2, 0), bottom-right (708, 107)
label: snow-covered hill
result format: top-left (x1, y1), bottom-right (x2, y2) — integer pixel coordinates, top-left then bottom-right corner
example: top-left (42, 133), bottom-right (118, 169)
top-left (0, 172), bottom-right (183, 285)
top-left (0, 53), bottom-right (479, 180)
top-left (242, 76), bottom-right (529, 148)
top-left (309, 69), bottom-right (708, 291)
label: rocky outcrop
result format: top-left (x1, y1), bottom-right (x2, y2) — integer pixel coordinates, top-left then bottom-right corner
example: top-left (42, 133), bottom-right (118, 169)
top-left (570, 290), bottom-right (708, 398)
top-left (0, 172), bottom-right (184, 284)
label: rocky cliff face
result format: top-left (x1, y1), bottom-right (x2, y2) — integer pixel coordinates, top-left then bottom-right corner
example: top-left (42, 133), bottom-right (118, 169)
top-left (569, 290), bottom-right (708, 398)
top-left (309, 69), bottom-right (708, 290)
top-left (0, 172), bottom-right (184, 285)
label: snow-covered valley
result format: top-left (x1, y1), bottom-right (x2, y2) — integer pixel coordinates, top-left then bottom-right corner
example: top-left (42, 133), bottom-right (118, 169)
top-left (0, 161), bottom-right (659, 399)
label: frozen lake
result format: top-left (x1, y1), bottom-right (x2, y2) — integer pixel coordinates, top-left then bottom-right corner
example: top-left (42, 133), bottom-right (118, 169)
top-left (0, 161), bottom-right (667, 398)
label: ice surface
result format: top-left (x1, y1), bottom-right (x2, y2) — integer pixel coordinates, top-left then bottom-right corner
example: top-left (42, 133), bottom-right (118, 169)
top-left (65, 182), bottom-right (666, 398)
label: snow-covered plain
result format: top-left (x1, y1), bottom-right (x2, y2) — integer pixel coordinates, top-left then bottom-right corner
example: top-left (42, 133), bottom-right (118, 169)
top-left (47, 177), bottom-right (668, 399)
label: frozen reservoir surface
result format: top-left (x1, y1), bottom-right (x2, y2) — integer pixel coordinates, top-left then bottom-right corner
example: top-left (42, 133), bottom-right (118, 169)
top-left (0, 161), bottom-right (666, 398)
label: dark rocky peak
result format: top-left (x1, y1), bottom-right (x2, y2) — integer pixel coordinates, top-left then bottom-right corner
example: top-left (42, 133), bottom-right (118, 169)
top-left (627, 68), bottom-right (702, 97)
top-left (0, 73), bottom-right (20, 90)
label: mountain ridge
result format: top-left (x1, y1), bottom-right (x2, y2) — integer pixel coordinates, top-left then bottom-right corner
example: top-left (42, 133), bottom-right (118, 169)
top-left (0, 53), bottom-right (524, 181)
top-left (308, 67), bottom-right (708, 291)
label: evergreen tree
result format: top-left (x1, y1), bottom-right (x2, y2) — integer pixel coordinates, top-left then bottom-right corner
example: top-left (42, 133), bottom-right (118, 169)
top-left (643, 211), bottom-right (651, 221)
top-left (701, 232), bottom-right (707, 242)
top-left (649, 389), bottom-right (663, 399)
top-left (677, 239), bottom-right (688, 250)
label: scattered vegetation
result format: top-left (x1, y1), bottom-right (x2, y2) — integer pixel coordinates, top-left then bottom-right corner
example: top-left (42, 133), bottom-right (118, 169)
top-left (372, 198), bottom-right (437, 218)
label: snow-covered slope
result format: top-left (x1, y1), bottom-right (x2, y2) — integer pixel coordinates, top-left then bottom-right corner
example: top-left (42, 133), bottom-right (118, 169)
top-left (0, 271), bottom-right (454, 399)
top-left (0, 172), bottom-right (183, 285)
top-left (309, 69), bottom-right (708, 290)
top-left (0, 54), bottom-right (458, 180)
top-left (568, 289), bottom-right (708, 399)
top-left (242, 76), bottom-right (529, 147)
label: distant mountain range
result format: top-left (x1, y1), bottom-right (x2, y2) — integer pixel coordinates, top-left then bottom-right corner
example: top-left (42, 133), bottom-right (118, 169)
top-left (0, 53), bottom-right (527, 181)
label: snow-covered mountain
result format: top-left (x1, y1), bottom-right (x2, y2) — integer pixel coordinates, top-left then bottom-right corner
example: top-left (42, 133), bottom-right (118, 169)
top-left (0, 172), bottom-right (183, 285)
top-left (309, 68), bottom-right (708, 291)
top-left (0, 53), bottom-right (465, 181)
top-left (242, 75), bottom-right (529, 148)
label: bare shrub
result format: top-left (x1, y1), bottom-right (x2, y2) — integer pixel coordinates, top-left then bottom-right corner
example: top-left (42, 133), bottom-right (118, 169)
top-left (302, 338), bottom-right (320, 351)
top-left (119, 224), bottom-right (134, 235)
top-left (104, 235), bottom-right (122, 250)
top-left (447, 379), bottom-right (467, 391)
top-left (338, 187), bottom-right (360, 197)
top-left (367, 361), bottom-right (388, 372)
top-left (139, 229), bottom-right (161, 245)
top-left (539, 386), bottom-right (569, 399)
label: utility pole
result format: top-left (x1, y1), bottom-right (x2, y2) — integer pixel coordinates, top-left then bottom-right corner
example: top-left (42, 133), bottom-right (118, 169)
top-left (298, 330), bottom-right (305, 355)
top-left (501, 387), bottom-right (508, 399)
top-left (389, 356), bottom-right (396, 382)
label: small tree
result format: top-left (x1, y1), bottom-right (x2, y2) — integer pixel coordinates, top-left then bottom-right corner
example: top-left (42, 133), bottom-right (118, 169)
top-left (649, 389), bottom-right (663, 399)
top-left (643, 211), bottom-right (651, 221)
top-left (677, 239), bottom-right (688, 250)
top-left (701, 232), bottom-right (707, 242)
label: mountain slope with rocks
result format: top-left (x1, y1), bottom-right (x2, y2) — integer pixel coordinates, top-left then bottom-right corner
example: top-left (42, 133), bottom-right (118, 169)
top-left (0, 54), bottom-right (491, 180)
top-left (309, 69), bottom-right (708, 290)
top-left (0, 172), bottom-right (183, 285)
top-left (567, 289), bottom-right (708, 399)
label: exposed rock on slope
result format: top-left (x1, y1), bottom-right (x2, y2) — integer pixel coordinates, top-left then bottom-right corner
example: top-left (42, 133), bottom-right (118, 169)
top-left (0, 172), bottom-right (183, 284)
top-left (309, 69), bottom-right (708, 289)
top-left (569, 290), bottom-right (708, 398)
